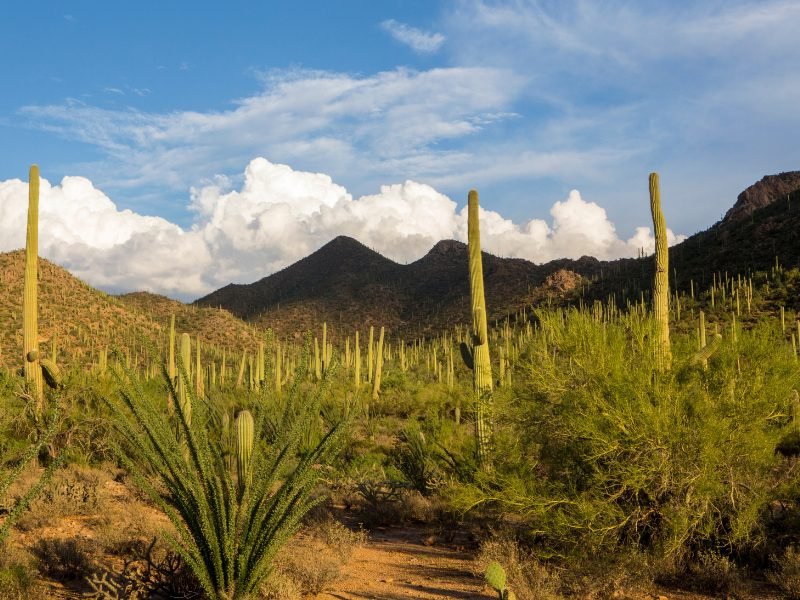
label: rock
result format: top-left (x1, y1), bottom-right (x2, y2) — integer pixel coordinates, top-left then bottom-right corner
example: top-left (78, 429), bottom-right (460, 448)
top-left (724, 171), bottom-right (800, 223)
top-left (543, 269), bottom-right (581, 294)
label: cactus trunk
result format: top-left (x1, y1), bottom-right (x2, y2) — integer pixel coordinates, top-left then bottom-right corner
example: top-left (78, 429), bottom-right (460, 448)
top-left (23, 165), bottom-right (44, 413)
top-left (235, 410), bottom-right (254, 498)
top-left (372, 326), bottom-right (385, 401)
top-left (468, 190), bottom-right (493, 469)
top-left (649, 173), bottom-right (671, 371)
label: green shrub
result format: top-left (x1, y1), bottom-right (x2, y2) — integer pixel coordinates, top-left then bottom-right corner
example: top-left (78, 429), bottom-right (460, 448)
top-left (450, 309), bottom-right (800, 565)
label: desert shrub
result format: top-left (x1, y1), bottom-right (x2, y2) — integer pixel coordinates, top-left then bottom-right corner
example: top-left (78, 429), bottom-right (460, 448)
top-left (17, 463), bottom-right (100, 530)
top-left (450, 309), bottom-right (800, 566)
top-left (86, 538), bottom-right (203, 600)
top-left (390, 425), bottom-right (444, 495)
top-left (769, 545), bottom-right (800, 599)
top-left (475, 535), bottom-right (562, 600)
top-left (273, 514), bottom-right (365, 595)
top-left (31, 537), bottom-right (94, 581)
top-left (0, 547), bottom-right (35, 600)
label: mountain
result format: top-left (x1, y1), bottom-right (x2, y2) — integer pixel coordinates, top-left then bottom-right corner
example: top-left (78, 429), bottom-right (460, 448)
top-left (196, 171), bottom-right (800, 338)
top-left (196, 234), bottom-right (605, 338)
top-left (2, 170), bottom-right (798, 364)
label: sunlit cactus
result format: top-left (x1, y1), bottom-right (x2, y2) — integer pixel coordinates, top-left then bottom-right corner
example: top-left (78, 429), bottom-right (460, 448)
top-left (23, 165), bottom-right (44, 412)
top-left (649, 172), bottom-right (671, 371)
top-left (235, 409), bottom-right (254, 497)
top-left (178, 333), bottom-right (192, 428)
top-left (372, 326), bottom-right (385, 401)
top-left (467, 189), bottom-right (493, 469)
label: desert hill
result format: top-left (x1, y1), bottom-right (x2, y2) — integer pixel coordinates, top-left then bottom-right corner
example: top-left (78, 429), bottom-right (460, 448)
top-left (0, 252), bottom-right (262, 371)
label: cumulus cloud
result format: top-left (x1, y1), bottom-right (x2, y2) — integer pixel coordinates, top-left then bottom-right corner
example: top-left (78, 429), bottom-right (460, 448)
top-left (380, 19), bottom-right (445, 53)
top-left (0, 158), bottom-right (684, 300)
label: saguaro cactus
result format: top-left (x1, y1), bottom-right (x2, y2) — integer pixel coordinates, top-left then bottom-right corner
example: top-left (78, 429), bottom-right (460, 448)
top-left (649, 173), bottom-right (671, 371)
top-left (235, 410), bottom-right (254, 497)
top-left (467, 189), bottom-right (493, 469)
top-left (372, 326), bottom-right (385, 401)
top-left (178, 333), bottom-right (192, 428)
top-left (23, 165), bottom-right (44, 412)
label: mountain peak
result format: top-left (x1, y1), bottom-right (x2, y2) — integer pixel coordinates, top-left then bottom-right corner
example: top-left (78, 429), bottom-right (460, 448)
top-left (724, 171), bottom-right (800, 223)
top-left (427, 239), bottom-right (466, 256)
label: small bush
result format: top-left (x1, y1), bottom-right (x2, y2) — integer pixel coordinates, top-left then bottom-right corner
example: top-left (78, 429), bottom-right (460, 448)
top-left (275, 515), bottom-right (366, 595)
top-left (32, 537), bottom-right (94, 581)
top-left (0, 547), bottom-right (36, 600)
top-left (16, 464), bottom-right (100, 531)
top-left (475, 536), bottom-right (562, 600)
top-left (687, 552), bottom-right (742, 596)
top-left (769, 546), bottom-right (800, 599)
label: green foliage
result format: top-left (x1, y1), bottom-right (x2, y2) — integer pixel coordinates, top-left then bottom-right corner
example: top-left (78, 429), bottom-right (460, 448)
top-left (0, 407), bottom-right (64, 545)
top-left (104, 343), bottom-right (349, 599)
top-left (450, 308), bottom-right (800, 565)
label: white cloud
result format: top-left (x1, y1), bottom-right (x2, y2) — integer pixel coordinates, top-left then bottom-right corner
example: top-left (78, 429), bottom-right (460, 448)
top-left (380, 19), bottom-right (446, 53)
top-left (0, 158), bottom-right (683, 300)
top-left (18, 67), bottom-right (524, 198)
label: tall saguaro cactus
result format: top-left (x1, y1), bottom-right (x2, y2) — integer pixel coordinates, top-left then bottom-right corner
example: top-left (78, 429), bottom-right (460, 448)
top-left (23, 165), bottom-right (44, 413)
top-left (649, 173), bottom-right (672, 371)
top-left (467, 189), bottom-right (493, 469)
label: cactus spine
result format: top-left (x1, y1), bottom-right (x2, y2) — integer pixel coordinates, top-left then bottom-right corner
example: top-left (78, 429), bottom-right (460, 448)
top-left (649, 173), bottom-right (671, 371)
top-left (23, 165), bottom-right (44, 412)
top-left (468, 189), bottom-right (493, 469)
top-left (235, 410), bottom-right (254, 497)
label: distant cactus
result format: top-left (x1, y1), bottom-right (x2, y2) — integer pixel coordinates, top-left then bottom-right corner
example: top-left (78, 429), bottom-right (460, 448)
top-left (195, 337), bottom-right (204, 398)
top-left (372, 326), bottom-right (385, 401)
top-left (468, 189), bottom-right (493, 469)
top-left (649, 173), bottom-right (671, 371)
top-left (354, 330), bottom-right (361, 389)
top-left (178, 333), bottom-right (192, 428)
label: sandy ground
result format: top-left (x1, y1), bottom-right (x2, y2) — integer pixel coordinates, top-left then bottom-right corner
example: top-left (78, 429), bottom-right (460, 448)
top-left (315, 523), bottom-right (494, 600)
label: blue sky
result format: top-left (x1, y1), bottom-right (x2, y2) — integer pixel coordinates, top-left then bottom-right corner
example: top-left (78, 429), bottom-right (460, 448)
top-left (0, 1), bottom-right (798, 298)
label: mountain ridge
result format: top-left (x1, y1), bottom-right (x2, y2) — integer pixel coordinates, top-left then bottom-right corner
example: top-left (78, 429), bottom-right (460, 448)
top-left (195, 170), bottom-right (800, 337)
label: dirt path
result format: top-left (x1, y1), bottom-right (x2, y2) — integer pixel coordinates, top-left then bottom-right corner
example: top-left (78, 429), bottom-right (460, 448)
top-left (315, 524), bottom-right (494, 600)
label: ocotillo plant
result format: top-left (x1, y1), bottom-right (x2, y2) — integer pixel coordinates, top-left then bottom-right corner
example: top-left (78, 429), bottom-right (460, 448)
top-left (649, 172), bottom-right (671, 371)
top-left (466, 189), bottom-right (493, 469)
top-left (23, 165), bottom-right (44, 412)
